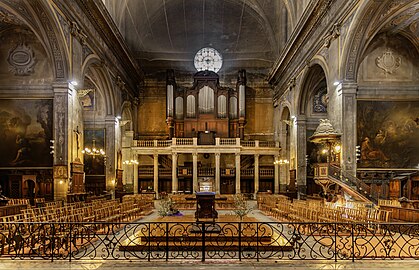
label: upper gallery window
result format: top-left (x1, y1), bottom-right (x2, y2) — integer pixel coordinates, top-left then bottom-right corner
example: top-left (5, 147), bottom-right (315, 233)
top-left (194, 47), bottom-right (223, 73)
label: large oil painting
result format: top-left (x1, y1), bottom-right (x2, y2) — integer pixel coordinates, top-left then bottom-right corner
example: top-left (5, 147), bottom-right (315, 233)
top-left (357, 101), bottom-right (419, 168)
top-left (0, 99), bottom-right (53, 167)
top-left (83, 129), bottom-right (105, 175)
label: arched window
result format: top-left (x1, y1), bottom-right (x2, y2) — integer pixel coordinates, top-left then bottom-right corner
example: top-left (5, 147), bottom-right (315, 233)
top-left (218, 95), bottom-right (227, 118)
top-left (186, 95), bottom-right (196, 118)
top-left (198, 86), bottom-right (214, 113)
top-left (229, 97), bottom-right (238, 118)
top-left (175, 97), bottom-right (183, 119)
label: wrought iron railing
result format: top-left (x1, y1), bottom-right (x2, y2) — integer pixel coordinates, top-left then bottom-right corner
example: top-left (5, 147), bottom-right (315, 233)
top-left (328, 165), bottom-right (378, 205)
top-left (0, 221), bottom-right (417, 261)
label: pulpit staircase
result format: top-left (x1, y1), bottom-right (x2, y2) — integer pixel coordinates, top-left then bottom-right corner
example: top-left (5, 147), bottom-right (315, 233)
top-left (314, 163), bottom-right (378, 205)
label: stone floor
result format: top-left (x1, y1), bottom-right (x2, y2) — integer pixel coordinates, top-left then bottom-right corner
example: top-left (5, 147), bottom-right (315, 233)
top-left (0, 260), bottom-right (418, 270)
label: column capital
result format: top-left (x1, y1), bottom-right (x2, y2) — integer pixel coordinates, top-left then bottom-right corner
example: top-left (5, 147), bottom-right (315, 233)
top-left (215, 153), bottom-right (220, 157)
top-left (172, 152), bottom-right (178, 158)
top-left (235, 153), bottom-right (241, 157)
top-left (295, 116), bottom-right (307, 125)
top-left (254, 153), bottom-right (260, 158)
top-left (192, 152), bottom-right (198, 157)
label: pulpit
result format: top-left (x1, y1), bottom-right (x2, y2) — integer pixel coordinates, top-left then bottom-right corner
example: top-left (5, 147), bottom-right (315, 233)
top-left (195, 192), bottom-right (218, 222)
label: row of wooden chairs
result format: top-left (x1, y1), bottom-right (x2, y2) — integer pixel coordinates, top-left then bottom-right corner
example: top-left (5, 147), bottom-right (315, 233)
top-left (0, 196), bottom-right (155, 256)
top-left (258, 194), bottom-right (392, 224)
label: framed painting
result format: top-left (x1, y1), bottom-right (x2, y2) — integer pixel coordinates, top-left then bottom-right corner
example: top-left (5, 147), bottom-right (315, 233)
top-left (0, 99), bottom-right (53, 167)
top-left (357, 100), bottom-right (419, 168)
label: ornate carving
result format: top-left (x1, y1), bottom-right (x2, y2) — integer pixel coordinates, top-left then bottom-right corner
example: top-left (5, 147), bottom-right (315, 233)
top-left (0, 8), bottom-right (22, 25)
top-left (380, 0), bottom-right (403, 19)
top-left (56, 12), bottom-right (70, 48)
top-left (54, 94), bottom-right (66, 163)
top-left (53, 165), bottom-right (68, 179)
top-left (70, 21), bottom-right (87, 45)
top-left (7, 43), bottom-right (36, 76)
top-left (376, 49), bottom-right (401, 74)
top-left (346, 5), bottom-right (377, 80)
top-left (116, 75), bottom-right (126, 90)
top-left (32, 2), bottom-right (65, 79)
top-left (77, 88), bottom-right (94, 98)
top-left (313, 88), bottom-right (328, 113)
top-left (323, 23), bottom-right (341, 48)
top-left (311, 119), bottom-right (340, 138)
top-left (287, 77), bottom-right (296, 91)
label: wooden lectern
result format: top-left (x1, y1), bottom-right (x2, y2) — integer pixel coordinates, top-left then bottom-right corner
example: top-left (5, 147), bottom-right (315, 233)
top-left (195, 192), bottom-right (218, 222)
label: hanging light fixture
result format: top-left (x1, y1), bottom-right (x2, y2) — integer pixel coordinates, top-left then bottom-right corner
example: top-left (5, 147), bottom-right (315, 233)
top-left (123, 159), bottom-right (139, 165)
top-left (81, 89), bottom-right (106, 157)
top-left (274, 158), bottom-right (289, 165)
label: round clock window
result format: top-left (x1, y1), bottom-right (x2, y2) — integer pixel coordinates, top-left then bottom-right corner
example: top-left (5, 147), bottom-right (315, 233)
top-left (194, 47), bottom-right (223, 73)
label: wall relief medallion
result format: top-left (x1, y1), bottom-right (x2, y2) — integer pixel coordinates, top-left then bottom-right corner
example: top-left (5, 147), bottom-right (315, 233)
top-left (376, 49), bottom-right (401, 74)
top-left (7, 43), bottom-right (36, 76)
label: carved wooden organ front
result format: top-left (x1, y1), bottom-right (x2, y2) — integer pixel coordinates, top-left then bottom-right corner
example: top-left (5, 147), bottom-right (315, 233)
top-left (166, 70), bottom-right (247, 140)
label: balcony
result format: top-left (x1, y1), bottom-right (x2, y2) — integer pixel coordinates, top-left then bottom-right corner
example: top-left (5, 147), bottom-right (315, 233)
top-left (132, 138), bottom-right (280, 156)
top-left (136, 138), bottom-right (279, 148)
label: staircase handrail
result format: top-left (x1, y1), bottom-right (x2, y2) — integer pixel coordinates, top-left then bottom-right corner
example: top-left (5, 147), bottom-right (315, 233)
top-left (328, 164), bottom-right (378, 205)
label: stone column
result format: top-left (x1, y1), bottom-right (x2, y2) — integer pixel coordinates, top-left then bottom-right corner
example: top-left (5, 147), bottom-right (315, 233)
top-left (237, 70), bottom-right (246, 140)
top-left (235, 153), bottom-right (241, 193)
top-left (274, 154), bottom-right (280, 194)
top-left (296, 117), bottom-right (307, 195)
top-left (193, 153), bottom-right (198, 192)
top-left (172, 153), bottom-right (178, 193)
top-left (153, 154), bottom-right (159, 196)
top-left (341, 82), bottom-right (358, 177)
top-left (254, 154), bottom-right (259, 196)
top-left (166, 70), bottom-right (175, 138)
top-left (215, 153), bottom-right (221, 194)
top-left (52, 83), bottom-right (70, 201)
top-left (122, 131), bottom-right (134, 190)
top-left (105, 116), bottom-right (116, 192)
top-left (133, 161), bottom-right (138, 194)
top-left (278, 129), bottom-right (288, 193)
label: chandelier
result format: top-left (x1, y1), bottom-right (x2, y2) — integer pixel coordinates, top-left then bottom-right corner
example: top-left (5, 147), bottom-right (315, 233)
top-left (82, 139), bottom-right (105, 156)
top-left (274, 159), bottom-right (289, 165)
top-left (81, 89), bottom-right (106, 157)
top-left (123, 159), bottom-right (139, 165)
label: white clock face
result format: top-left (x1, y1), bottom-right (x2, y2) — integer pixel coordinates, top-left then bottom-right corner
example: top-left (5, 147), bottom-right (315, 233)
top-left (194, 47), bottom-right (223, 73)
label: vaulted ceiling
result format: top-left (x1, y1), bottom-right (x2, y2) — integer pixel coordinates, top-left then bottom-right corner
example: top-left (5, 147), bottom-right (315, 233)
top-left (102, 0), bottom-right (290, 76)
